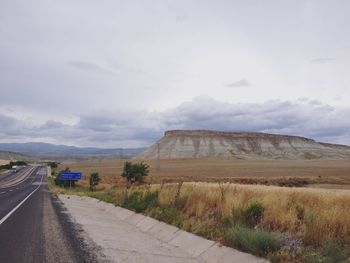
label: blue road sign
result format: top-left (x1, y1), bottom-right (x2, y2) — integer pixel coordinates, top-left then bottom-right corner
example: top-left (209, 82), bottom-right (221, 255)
top-left (60, 172), bottom-right (82, 181)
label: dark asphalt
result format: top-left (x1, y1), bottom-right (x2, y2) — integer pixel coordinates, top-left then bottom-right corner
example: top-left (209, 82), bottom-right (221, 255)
top-left (0, 166), bottom-right (102, 263)
top-left (0, 166), bottom-right (28, 186)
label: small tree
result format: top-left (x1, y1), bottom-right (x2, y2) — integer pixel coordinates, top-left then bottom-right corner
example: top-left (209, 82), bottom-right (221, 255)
top-left (89, 172), bottom-right (101, 191)
top-left (121, 161), bottom-right (150, 185)
top-left (48, 161), bottom-right (58, 169)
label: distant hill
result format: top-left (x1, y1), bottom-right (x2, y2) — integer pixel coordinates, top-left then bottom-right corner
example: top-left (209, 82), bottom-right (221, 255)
top-left (136, 130), bottom-right (350, 160)
top-left (0, 142), bottom-right (144, 159)
top-left (0, 150), bottom-right (33, 162)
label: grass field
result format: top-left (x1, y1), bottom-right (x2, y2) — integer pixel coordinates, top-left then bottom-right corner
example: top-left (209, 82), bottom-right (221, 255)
top-left (0, 159), bottom-right (9, 166)
top-left (58, 158), bottom-right (350, 188)
top-left (54, 158), bottom-right (350, 262)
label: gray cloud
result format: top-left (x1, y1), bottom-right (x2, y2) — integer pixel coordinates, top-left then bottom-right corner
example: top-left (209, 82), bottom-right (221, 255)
top-left (225, 79), bottom-right (251, 88)
top-left (175, 15), bottom-right (188, 22)
top-left (1, 98), bottom-right (350, 147)
top-left (310, 57), bottom-right (337, 64)
top-left (68, 60), bottom-right (116, 75)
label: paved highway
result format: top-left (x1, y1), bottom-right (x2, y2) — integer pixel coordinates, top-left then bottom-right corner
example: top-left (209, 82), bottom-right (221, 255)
top-left (0, 166), bottom-right (102, 263)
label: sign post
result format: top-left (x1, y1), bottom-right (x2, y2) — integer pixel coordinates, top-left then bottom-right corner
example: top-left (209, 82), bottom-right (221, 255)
top-left (60, 172), bottom-right (82, 189)
top-left (60, 172), bottom-right (82, 181)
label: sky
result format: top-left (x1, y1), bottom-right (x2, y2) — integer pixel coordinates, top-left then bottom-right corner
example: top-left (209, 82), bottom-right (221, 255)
top-left (0, 0), bottom-right (350, 148)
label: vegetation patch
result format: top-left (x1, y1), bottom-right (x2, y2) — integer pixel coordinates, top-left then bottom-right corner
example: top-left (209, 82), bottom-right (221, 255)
top-left (120, 190), bottom-right (159, 213)
top-left (49, 165), bottom-right (350, 262)
top-left (0, 160), bottom-right (27, 170)
top-left (148, 205), bottom-right (180, 226)
top-left (226, 225), bottom-right (281, 256)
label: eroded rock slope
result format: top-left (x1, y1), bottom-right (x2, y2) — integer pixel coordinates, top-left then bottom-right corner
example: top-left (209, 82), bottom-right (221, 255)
top-left (136, 130), bottom-right (350, 160)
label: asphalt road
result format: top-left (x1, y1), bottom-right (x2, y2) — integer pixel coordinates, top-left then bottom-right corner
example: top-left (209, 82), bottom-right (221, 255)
top-left (0, 166), bottom-right (28, 186)
top-left (0, 166), bottom-right (103, 263)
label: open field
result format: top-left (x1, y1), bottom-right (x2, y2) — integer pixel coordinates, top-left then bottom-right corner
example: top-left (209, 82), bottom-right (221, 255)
top-left (53, 158), bottom-right (350, 261)
top-left (50, 179), bottom-right (350, 262)
top-left (58, 158), bottom-right (350, 188)
top-left (0, 159), bottom-right (9, 166)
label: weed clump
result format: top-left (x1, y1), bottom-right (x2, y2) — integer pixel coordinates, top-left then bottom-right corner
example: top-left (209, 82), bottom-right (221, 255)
top-left (121, 190), bottom-right (159, 213)
top-left (231, 202), bottom-right (264, 227)
top-left (226, 225), bottom-right (281, 256)
top-left (321, 240), bottom-right (349, 263)
top-left (244, 202), bottom-right (264, 227)
top-left (149, 205), bottom-right (180, 226)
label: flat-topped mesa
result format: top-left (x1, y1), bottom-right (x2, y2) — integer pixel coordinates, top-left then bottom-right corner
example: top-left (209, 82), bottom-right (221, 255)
top-left (136, 129), bottom-right (350, 160)
top-left (164, 130), bottom-right (315, 142)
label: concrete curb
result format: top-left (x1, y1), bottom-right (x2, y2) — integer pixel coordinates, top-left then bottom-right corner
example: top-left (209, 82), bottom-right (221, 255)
top-left (61, 195), bottom-right (267, 263)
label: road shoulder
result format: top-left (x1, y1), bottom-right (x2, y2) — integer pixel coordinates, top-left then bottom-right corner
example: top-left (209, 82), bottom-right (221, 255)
top-left (59, 194), bottom-right (267, 263)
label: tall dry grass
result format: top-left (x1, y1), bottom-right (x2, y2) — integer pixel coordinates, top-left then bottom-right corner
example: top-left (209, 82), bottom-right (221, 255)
top-left (150, 183), bottom-right (350, 246)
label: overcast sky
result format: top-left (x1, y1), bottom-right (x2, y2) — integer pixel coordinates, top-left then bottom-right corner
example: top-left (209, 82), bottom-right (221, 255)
top-left (1, 0), bottom-right (350, 148)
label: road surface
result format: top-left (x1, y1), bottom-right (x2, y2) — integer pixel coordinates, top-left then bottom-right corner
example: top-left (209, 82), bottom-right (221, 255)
top-left (0, 166), bottom-right (103, 263)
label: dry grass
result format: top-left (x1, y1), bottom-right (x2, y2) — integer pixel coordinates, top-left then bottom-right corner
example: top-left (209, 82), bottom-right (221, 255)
top-left (55, 158), bottom-right (350, 259)
top-left (152, 183), bottom-right (350, 245)
top-left (50, 176), bottom-right (350, 250)
top-left (54, 159), bottom-right (350, 262)
top-left (59, 158), bottom-right (350, 187)
top-left (0, 159), bottom-right (9, 166)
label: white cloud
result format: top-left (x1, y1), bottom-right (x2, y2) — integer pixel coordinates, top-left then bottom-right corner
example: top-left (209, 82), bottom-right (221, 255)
top-left (225, 79), bottom-right (251, 88)
top-left (1, 97), bottom-right (350, 147)
top-left (310, 58), bottom-right (337, 64)
top-left (1, 1), bottom-right (350, 147)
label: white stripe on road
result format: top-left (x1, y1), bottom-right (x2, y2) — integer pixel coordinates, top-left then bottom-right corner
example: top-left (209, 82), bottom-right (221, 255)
top-left (0, 172), bottom-right (44, 226)
top-left (0, 192), bottom-right (6, 194)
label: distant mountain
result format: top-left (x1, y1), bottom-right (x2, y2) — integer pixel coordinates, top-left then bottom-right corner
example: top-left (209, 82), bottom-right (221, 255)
top-left (0, 142), bottom-right (144, 158)
top-left (0, 150), bottom-right (33, 162)
top-left (136, 130), bottom-right (350, 160)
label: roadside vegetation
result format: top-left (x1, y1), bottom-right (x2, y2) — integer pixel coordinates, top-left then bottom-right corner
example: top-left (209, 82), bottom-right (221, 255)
top-left (89, 172), bottom-right (101, 191)
top-left (49, 163), bottom-right (350, 263)
top-left (121, 161), bottom-right (149, 185)
top-left (0, 160), bottom-right (27, 170)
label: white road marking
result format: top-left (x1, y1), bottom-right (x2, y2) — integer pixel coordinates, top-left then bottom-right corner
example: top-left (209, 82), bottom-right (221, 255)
top-left (0, 172), bottom-right (44, 226)
top-left (0, 191), bottom-right (6, 194)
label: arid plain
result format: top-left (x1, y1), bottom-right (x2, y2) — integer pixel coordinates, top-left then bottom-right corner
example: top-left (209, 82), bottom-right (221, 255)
top-left (60, 158), bottom-right (350, 189)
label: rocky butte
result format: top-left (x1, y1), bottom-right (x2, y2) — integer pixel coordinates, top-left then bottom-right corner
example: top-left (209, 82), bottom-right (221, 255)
top-left (136, 130), bottom-right (350, 160)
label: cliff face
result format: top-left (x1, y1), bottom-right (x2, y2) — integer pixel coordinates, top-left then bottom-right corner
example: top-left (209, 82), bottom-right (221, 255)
top-left (136, 130), bottom-right (350, 160)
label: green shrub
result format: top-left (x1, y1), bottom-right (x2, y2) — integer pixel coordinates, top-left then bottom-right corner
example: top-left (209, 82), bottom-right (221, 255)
top-left (87, 191), bottom-right (117, 204)
top-left (226, 225), bottom-right (281, 256)
top-left (321, 240), bottom-right (348, 263)
top-left (121, 190), bottom-right (159, 213)
top-left (149, 205), bottom-right (179, 225)
top-left (231, 202), bottom-right (264, 227)
top-left (89, 172), bottom-right (101, 191)
top-left (244, 202), bottom-right (264, 227)
top-left (121, 161), bottom-right (150, 184)
top-left (54, 167), bottom-right (76, 188)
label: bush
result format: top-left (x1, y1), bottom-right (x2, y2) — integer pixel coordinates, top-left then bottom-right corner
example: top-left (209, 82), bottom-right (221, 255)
top-left (226, 225), bottom-right (281, 256)
top-left (244, 202), bottom-right (264, 227)
top-left (321, 240), bottom-right (348, 263)
top-left (89, 172), bottom-right (101, 191)
top-left (149, 205), bottom-right (179, 225)
top-left (121, 161), bottom-right (150, 184)
top-left (54, 167), bottom-right (76, 188)
top-left (0, 160), bottom-right (27, 170)
top-left (48, 161), bottom-right (58, 168)
top-left (121, 190), bottom-right (159, 213)
top-left (231, 202), bottom-right (264, 227)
